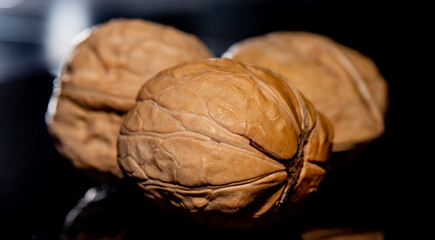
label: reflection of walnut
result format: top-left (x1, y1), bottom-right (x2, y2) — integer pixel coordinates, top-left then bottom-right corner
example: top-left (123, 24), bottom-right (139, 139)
top-left (301, 227), bottom-right (384, 240)
top-left (223, 32), bottom-right (387, 152)
top-left (46, 19), bottom-right (213, 182)
top-left (118, 58), bottom-right (333, 228)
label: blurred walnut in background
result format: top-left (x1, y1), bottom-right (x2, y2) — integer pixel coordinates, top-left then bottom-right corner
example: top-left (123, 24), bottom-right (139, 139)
top-left (118, 58), bottom-right (333, 228)
top-left (46, 19), bottom-right (213, 182)
top-left (223, 32), bottom-right (388, 153)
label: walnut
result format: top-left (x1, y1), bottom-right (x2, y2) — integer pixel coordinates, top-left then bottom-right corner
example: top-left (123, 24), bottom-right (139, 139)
top-left (118, 58), bottom-right (333, 228)
top-left (223, 32), bottom-right (388, 152)
top-left (46, 19), bottom-right (213, 182)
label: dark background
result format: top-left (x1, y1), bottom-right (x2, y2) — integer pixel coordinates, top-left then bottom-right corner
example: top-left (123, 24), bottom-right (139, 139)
top-left (0, 0), bottom-right (427, 239)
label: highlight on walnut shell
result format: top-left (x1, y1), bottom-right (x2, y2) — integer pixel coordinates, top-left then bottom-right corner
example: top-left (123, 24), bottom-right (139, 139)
top-left (45, 18), bottom-right (213, 182)
top-left (223, 32), bottom-right (388, 152)
top-left (118, 58), bottom-right (334, 228)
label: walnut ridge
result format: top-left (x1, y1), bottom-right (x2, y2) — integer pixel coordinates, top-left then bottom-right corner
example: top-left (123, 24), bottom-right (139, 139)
top-left (223, 32), bottom-right (388, 152)
top-left (46, 19), bottom-right (213, 181)
top-left (118, 58), bottom-right (333, 228)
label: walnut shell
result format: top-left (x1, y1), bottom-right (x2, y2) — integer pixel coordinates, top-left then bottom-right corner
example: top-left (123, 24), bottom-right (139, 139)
top-left (223, 32), bottom-right (388, 152)
top-left (118, 58), bottom-right (333, 228)
top-left (46, 19), bottom-right (213, 182)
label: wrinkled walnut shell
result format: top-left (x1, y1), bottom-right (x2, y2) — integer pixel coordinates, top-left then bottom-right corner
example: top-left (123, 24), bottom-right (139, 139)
top-left (46, 19), bottom-right (213, 182)
top-left (118, 58), bottom-right (333, 228)
top-left (223, 32), bottom-right (388, 152)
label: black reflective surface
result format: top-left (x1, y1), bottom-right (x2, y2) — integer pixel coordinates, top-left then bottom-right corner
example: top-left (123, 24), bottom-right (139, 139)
top-left (0, 0), bottom-right (424, 239)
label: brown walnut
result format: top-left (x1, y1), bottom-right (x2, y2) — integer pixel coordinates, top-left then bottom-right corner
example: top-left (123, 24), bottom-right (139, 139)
top-left (46, 19), bottom-right (213, 182)
top-left (223, 32), bottom-right (388, 152)
top-left (118, 58), bottom-right (333, 228)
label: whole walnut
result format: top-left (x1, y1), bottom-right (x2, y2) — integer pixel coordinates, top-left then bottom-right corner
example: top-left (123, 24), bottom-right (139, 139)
top-left (118, 58), bottom-right (333, 228)
top-left (223, 32), bottom-right (388, 152)
top-left (46, 19), bottom-right (213, 182)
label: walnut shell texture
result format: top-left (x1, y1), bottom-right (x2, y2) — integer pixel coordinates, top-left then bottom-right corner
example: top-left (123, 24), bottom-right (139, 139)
top-left (46, 19), bottom-right (213, 181)
top-left (223, 32), bottom-right (387, 152)
top-left (118, 58), bottom-right (333, 228)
